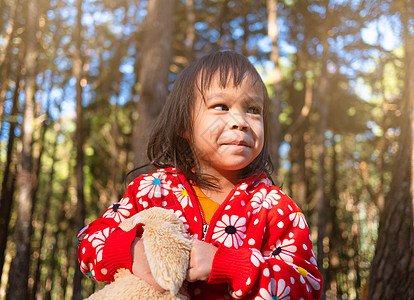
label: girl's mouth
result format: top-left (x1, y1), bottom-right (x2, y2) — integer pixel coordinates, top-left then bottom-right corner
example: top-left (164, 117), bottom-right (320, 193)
top-left (222, 141), bottom-right (251, 147)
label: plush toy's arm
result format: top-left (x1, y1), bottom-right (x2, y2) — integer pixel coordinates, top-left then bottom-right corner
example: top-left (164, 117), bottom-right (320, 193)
top-left (77, 180), bottom-right (140, 282)
top-left (142, 216), bottom-right (192, 295)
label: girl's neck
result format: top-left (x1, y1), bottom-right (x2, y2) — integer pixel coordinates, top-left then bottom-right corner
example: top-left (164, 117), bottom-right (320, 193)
top-left (196, 167), bottom-right (242, 204)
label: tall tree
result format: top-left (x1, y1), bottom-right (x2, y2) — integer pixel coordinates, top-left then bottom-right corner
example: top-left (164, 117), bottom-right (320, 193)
top-left (366, 3), bottom-right (414, 298)
top-left (72, 0), bottom-right (86, 298)
top-left (0, 0), bottom-right (17, 69)
top-left (266, 0), bottom-right (283, 175)
top-left (315, 1), bottom-right (331, 297)
top-left (0, 0), bottom-right (18, 133)
top-left (185, 0), bottom-right (196, 61)
top-left (0, 47), bottom-right (23, 282)
top-left (109, 0), bottom-right (129, 204)
top-left (132, 0), bottom-right (174, 168)
top-left (30, 121), bottom-right (58, 300)
top-left (6, 0), bottom-right (38, 298)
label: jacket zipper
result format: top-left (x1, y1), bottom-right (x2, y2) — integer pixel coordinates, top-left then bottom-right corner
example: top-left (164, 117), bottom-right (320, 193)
top-left (197, 188), bottom-right (238, 242)
top-left (194, 197), bottom-right (208, 241)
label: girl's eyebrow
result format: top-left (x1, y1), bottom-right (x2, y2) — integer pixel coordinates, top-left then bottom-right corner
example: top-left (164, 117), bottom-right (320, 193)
top-left (244, 94), bottom-right (264, 105)
top-left (205, 91), bottom-right (229, 101)
top-left (206, 91), bottom-right (263, 105)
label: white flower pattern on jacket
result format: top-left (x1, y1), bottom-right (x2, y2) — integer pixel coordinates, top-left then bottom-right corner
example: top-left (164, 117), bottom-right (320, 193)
top-left (256, 278), bottom-right (291, 300)
top-left (172, 184), bottom-right (192, 208)
top-left (137, 172), bottom-right (172, 198)
top-left (264, 238), bottom-right (297, 263)
top-left (289, 212), bottom-right (307, 229)
top-left (294, 265), bottom-right (322, 292)
top-left (251, 248), bottom-right (265, 267)
top-left (103, 197), bottom-right (133, 223)
top-left (80, 260), bottom-right (95, 279)
top-left (88, 228), bottom-right (115, 262)
top-left (262, 189), bottom-right (281, 209)
top-left (211, 214), bottom-right (246, 248)
top-left (250, 188), bottom-right (267, 214)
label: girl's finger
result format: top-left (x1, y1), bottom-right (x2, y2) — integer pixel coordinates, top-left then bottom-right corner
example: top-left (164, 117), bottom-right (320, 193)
top-left (186, 267), bottom-right (198, 282)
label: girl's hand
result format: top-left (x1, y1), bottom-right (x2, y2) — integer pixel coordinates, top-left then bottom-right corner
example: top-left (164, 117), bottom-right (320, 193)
top-left (131, 237), bottom-right (166, 293)
top-left (186, 239), bottom-right (218, 282)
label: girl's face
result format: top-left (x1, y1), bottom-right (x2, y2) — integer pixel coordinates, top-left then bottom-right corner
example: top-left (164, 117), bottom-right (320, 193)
top-left (191, 73), bottom-right (265, 180)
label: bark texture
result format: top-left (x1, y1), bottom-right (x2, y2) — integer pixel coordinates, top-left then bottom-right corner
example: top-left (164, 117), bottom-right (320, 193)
top-left (6, 0), bottom-right (38, 297)
top-left (267, 0), bottom-right (283, 175)
top-left (133, 0), bottom-right (174, 168)
top-left (72, 0), bottom-right (85, 298)
top-left (366, 11), bottom-right (414, 300)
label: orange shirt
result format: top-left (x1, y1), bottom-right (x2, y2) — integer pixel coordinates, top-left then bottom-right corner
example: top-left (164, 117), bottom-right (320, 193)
top-left (192, 186), bottom-right (220, 224)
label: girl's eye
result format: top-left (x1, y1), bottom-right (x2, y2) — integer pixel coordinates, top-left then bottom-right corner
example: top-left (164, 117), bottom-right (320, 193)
top-left (247, 107), bottom-right (261, 114)
top-left (213, 104), bottom-right (229, 111)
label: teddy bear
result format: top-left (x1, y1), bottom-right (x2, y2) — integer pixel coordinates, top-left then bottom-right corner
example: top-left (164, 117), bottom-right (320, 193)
top-left (85, 207), bottom-right (193, 300)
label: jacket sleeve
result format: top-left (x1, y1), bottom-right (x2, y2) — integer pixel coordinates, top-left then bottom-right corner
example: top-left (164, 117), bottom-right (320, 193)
top-left (207, 194), bottom-right (322, 299)
top-left (77, 180), bottom-right (141, 282)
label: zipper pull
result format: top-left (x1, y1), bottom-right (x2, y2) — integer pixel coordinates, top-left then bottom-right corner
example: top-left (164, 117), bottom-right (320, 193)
top-left (202, 224), bottom-right (209, 241)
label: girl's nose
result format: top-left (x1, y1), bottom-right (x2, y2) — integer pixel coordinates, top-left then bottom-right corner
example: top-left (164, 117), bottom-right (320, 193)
top-left (229, 116), bottom-right (249, 131)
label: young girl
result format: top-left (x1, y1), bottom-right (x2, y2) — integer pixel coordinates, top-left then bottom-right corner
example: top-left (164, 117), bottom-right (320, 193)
top-left (77, 51), bottom-right (322, 299)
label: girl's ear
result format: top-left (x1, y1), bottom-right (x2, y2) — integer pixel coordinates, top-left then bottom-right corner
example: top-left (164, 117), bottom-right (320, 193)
top-left (177, 129), bottom-right (188, 139)
top-left (178, 127), bottom-right (193, 144)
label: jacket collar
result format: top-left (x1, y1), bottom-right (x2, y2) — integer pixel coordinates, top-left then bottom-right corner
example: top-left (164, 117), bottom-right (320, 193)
top-left (158, 166), bottom-right (270, 192)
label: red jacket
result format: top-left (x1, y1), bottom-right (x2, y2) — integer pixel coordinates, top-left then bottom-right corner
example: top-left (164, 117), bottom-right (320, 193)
top-left (77, 167), bottom-right (322, 299)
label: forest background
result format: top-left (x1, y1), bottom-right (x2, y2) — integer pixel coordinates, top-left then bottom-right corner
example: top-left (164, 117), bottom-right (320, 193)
top-left (0, 0), bottom-right (413, 299)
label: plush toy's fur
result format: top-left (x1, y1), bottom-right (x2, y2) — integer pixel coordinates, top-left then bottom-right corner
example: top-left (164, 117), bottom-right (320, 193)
top-left (86, 207), bottom-right (193, 300)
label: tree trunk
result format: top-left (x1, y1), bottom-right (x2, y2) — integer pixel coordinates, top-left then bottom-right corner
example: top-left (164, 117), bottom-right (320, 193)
top-left (72, 0), bottom-right (85, 298)
top-left (110, 103), bottom-right (120, 203)
top-left (132, 0), bottom-right (174, 168)
top-left (0, 0), bottom-right (17, 70)
top-left (241, 0), bottom-right (249, 56)
top-left (327, 134), bottom-right (342, 297)
top-left (315, 71), bottom-right (328, 300)
top-left (0, 0), bottom-right (18, 134)
top-left (366, 9), bottom-right (414, 299)
top-left (215, 0), bottom-right (229, 50)
top-left (30, 123), bottom-right (57, 300)
top-left (288, 74), bottom-right (312, 208)
top-left (0, 50), bottom-right (24, 281)
top-left (315, 2), bottom-right (332, 298)
top-left (46, 171), bottom-right (72, 300)
top-left (108, 6), bottom-right (128, 202)
top-left (185, 0), bottom-right (196, 61)
top-left (6, 0), bottom-right (38, 297)
top-left (27, 95), bottom-right (49, 298)
top-left (266, 0), bottom-right (283, 176)
top-left (66, 219), bottom-right (76, 300)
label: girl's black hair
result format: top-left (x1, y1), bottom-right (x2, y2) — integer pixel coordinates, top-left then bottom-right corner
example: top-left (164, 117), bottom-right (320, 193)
top-left (140, 50), bottom-right (273, 189)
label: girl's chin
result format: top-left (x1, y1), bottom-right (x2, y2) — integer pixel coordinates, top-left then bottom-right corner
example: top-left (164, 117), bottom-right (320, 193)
top-left (196, 154), bottom-right (258, 173)
top-left (214, 161), bottom-right (253, 172)
top-left (219, 144), bottom-right (252, 155)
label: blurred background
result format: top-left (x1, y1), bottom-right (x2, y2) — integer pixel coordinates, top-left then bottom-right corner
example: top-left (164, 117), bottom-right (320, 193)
top-left (0, 0), bottom-right (413, 299)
